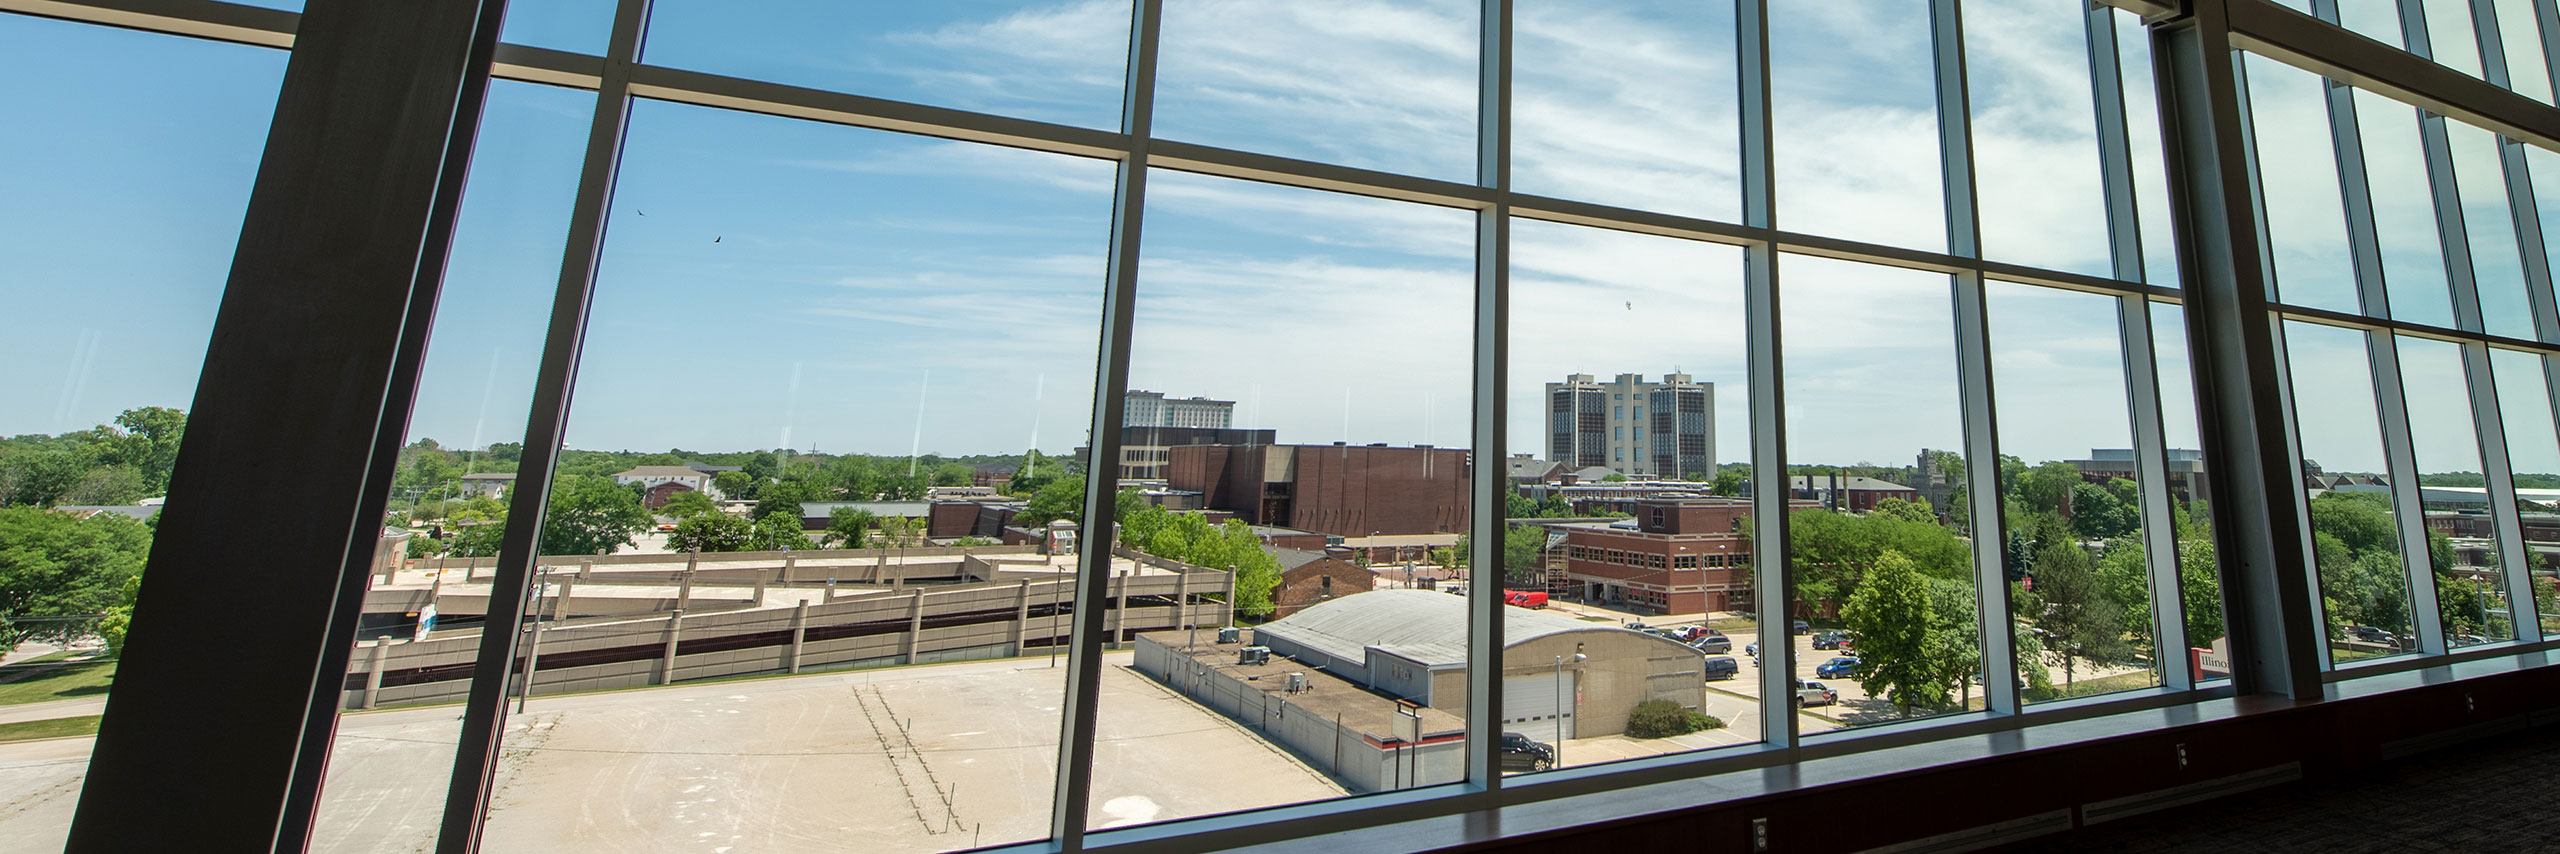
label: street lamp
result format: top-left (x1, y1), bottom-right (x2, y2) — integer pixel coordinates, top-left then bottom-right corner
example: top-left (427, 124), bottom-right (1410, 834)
top-left (1553, 647), bottom-right (1585, 767)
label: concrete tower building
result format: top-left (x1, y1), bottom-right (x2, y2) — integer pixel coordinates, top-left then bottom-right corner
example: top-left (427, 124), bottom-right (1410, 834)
top-left (1124, 389), bottom-right (1236, 429)
top-left (1545, 373), bottom-right (1714, 479)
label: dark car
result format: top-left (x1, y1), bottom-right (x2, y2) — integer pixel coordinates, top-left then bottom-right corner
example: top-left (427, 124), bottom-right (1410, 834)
top-left (1812, 630), bottom-right (1853, 650)
top-left (1691, 635), bottom-right (1733, 654)
top-left (1701, 655), bottom-right (1740, 681)
top-left (1791, 619), bottom-right (1812, 635)
top-left (1814, 656), bottom-right (1861, 679)
top-left (1498, 731), bottom-right (1557, 772)
top-left (2348, 625), bottom-right (2400, 647)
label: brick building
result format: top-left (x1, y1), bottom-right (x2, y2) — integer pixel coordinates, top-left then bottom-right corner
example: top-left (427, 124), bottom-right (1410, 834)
top-left (1555, 497), bottom-right (1797, 614)
top-left (1269, 548), bottom-right (1377, 617)
top-left (1166, 442), bottom-right (1469, 537)
top-left (1785, 474), bottom-right (1918, 514)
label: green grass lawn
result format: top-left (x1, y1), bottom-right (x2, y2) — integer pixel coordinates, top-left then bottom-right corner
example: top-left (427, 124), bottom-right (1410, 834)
top-left (0, 715), bottom-right (100, 743)
top-left (0, 661), bottom-right (116, 706)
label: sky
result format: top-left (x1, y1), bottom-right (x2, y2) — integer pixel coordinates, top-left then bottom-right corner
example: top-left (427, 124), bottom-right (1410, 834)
top-left (5, 1), bottom-right (2555, 478)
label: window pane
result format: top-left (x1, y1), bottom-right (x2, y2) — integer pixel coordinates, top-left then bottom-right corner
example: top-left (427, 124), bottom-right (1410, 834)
top-left (2489, 347), bottom-right (2560, 638)
top-left (2493, 0), bottom-right (2555, 104)
top-left (0, 14), bottom-right (284, 850)
top-left (2246, 56), bottom-right (2359, 313)
top-left (307, 79), bottom-right (593, 853)
top-left (1771, 0), bottom-right (1944, 253)
top-left (1102, 170), bottom-right (1476, 822)
top-left (2398, 338), bottom-right (2511, 647)
top-left (2337, 0), bottom-right (2402, 45)
top-left (1966, 0), bottom-right (2109, 277)
top-left (2151, 303), bottom-right (2228, 680)
top-left (1780, 255), bottom-right (1978, 731)
top-left (2354, 90), bottom-right (2455, 328)
top-left (2283, 322), bottom-right (2419, 663)
top-left (2421, 0), bottom-right (2488, 79)
top-left (1513, 0), bottom-right (1738, 222)
top-left (502, 0), bottom-right (617, 57)
top-left (1507, 218), bottom-right (1757, 770)
top-left (1985, 283), bottom-right (2161, 702)
top-left (479, 100), bottom-right (1119, 851)
top-left (1154, 0), bottom-right (1477, 181)
top-left (2447, 122), bottom-right (2536, 340)
top-left (643, 0), bottom-right (1133, 130)
top-left (2117, 9), bottom-right (2182, 289)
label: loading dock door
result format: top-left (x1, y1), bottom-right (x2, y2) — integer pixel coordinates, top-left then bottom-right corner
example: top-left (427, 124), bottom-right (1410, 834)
top-left (1501, 672), bottom-right (1576, 743)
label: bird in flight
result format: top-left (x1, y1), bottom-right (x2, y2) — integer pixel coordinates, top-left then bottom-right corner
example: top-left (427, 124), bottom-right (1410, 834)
top-left (714, 236), bottom-right (722, 243)
top-left (1625, 301), bottom-right (1632, 310)
top-left (635, 209), bottom-right (646, 216)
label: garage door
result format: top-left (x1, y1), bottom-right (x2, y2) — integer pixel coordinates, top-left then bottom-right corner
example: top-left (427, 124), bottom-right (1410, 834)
top-left (1500, 672), bottom-right (1576, 743)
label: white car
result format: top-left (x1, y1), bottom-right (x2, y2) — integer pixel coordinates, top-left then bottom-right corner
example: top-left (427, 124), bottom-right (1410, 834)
top-left (1794, 679), bottom-right (1839, 707)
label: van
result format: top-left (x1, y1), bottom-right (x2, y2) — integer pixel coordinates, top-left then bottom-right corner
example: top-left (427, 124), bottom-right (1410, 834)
top-left (1700, 656), bottom-right (1740, 681)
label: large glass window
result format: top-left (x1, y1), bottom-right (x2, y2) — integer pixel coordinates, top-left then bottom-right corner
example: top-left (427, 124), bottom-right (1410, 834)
top-left (2283, 322), bottom-right (2420, 663)
top-left (1507, 219), bottom-right (1756, 769)
top-left (308, 78), bottom-right (594, 852)
top-left (0, 15), bottom-right (285, 851)
top-left (478, 99), bottom-right (1115, 851)
top-left (1780, 255), bottom-right (1977, 731)
top-left (1096, 169), bottom-right (1476, 819)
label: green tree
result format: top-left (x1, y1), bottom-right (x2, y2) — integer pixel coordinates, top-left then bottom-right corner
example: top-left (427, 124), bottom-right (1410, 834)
top-left (712, 470), bottom-right (757, 501)
top-left (2026, 540), bottom-right (2129, 689)
top-left (0, 507), bottom-right (152, 649)
top-left (2068, 480), bottom-right (2139, 540)
top-left (1840, 551), bottom-right (1951, 716)
top-left (658, 489), bottom-right (722, 520)
top-left (753, 511), bottom-right (808, 551)
top-left (1601, 472), bottom-right (1630, 483)
top-left (1871, 497), bottom-right (1935, 524)
top-left (539, 475), bottom-right (652, 556)
top-left (1708, 469), bottom-right (1746, 497)
top-left (875, 514), bottom-right (923, 548)
top-left (823, 507), bottom-right (876, 548)
top-left (106, 406), bottom-right (187, 495)
top-left (667, 513), bottom-right (753, 553)
top-left (59, 465), bottom-right (146, 506)
top-left (1019, 476), bottom-right (1085, 526)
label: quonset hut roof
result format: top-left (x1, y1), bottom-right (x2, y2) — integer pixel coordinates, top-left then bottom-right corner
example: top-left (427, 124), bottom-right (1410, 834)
top-left (1254, 588), bottom-right (1636, 668)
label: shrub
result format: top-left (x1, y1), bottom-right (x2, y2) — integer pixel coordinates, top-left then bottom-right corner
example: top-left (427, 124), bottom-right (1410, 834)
top-left (1626, 699), bottom-right (1708, 738)
top-left (1689, 712), bottom-right (1725, 730)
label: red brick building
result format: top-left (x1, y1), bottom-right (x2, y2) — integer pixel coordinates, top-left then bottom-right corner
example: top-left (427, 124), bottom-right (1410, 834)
top-left (1167, 443), bottom-right (1469, 537)
top-left (1556, 497), bottom-right (1807, 614)
top-left (1270, 548), bottom-right (1377, 617)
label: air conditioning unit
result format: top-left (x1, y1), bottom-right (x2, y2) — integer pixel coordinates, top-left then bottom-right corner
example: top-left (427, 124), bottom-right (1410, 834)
top-left (1217, 626), bottom-right (1241, 645)
top-left (1239, 646), bottom-right (1271, 666)
top-left (1286, 672), bottom-right (1307, 693)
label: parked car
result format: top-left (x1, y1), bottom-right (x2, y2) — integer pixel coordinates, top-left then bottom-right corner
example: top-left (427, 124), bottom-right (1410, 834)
top-left (1691, 635), bottom-right (1732, 654)
top-left (1701, 655), bottom-right (1740, 681)
top-left (2454, 634), bottom-right (2492, 646)
top-left (1793, 679), bottom-right (1839, 707)
top-left (1812, 630), bottom-right (1854, 650)
top-left (1672, 625), bottom-right (1723, 643)
top-left (2348, 625), bottom-right (2400, 647)
top-left (1814, 656), bottom-right (1861, 679)
top-left (1497, 732), bottom-right (1557, 772)
top-left (1791, 619), bottom-right (1812, 635)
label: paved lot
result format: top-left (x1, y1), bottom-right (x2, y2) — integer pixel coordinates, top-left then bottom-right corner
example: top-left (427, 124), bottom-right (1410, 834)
top-left (0, 651), bottom-right (1344, 854)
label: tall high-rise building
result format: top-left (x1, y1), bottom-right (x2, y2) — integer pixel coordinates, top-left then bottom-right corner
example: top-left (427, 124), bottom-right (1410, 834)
top-left (1124, 389), bottom-right (1235, 429)
top-left (1544, 373), bottom-right (1713, 479)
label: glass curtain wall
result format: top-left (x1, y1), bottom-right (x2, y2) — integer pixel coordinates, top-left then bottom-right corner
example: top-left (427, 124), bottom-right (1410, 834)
top-left (29, 0), bottom-right (2560, 851)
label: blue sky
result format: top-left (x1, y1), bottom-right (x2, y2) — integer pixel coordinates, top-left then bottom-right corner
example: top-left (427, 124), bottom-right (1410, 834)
top-left (6, 1), bottom-right (2549, 476)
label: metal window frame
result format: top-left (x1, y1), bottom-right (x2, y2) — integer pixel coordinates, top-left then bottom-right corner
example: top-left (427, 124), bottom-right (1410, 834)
top-left (30, 0), bottom-right (2560, 851)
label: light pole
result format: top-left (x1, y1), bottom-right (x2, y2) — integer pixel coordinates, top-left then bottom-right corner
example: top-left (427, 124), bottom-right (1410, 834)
top-left (1553, 648), bottom-right (1584, 767)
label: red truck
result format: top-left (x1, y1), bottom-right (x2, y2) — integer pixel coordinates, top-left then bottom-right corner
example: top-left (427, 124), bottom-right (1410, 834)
top-left (1503, 589), bottom-right (1549, 609)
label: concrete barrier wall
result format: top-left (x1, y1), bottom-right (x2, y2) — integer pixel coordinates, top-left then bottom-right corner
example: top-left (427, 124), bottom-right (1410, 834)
top-left (345, 568), bottom-right (1234, 709)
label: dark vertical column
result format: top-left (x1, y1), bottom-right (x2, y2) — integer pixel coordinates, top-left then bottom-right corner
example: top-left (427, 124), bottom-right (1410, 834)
top-left (66, 0), bottom-right (507, 850)
top-left (2152, 0), bottom-right (2327, 698)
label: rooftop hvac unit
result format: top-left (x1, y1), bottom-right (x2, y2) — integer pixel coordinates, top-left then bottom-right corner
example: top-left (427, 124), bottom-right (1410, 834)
top-left (1217, 626), bottom-right (1241, 645)
top-left (1239, 646), bottom-right (1271, 666)
top-left (1286, 672), bottom-right (1307, 693)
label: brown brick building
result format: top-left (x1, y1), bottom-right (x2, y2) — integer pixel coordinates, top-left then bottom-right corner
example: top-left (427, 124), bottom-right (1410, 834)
top-left (1166, 443), bottom-right (1469, 537)
top-left (1556, 497), bottom-right (1807, 614)
top-left (1270, 548), bottom-right (1377, 617)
